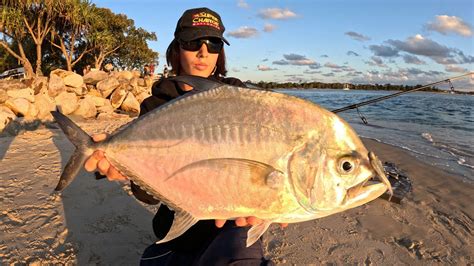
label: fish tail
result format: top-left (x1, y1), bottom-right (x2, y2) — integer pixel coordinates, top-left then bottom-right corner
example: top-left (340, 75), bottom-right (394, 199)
top-left (51, 111), bottom-right (96, 191)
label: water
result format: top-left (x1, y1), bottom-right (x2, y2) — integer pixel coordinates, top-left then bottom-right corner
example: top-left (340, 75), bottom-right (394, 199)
top-left (279, 89), bottom-right (474, 181)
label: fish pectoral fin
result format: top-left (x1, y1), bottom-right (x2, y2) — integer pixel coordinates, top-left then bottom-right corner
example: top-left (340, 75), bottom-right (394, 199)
top-left (246, 220), bottom-right (272, 247)
top-left (167, 158), bottom-right (284, 189)
top-left (156, 210), bottom-right (199, 244)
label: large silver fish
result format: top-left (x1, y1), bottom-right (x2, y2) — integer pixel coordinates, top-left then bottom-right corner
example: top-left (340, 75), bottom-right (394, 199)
top-left (52, 76), bottom-right (392, 247)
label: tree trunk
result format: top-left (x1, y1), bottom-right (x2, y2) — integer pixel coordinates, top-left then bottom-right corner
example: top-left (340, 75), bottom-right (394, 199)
top-left (1, 41), bottom-right (36, 78)
top-left (23, 61), bottom-right (35, 79)
top-left (35, 43), bottom-right (43, 76)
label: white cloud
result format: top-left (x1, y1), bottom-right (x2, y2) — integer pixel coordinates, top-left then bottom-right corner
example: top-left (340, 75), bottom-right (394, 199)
top-left (369, 44), bottom-right (399, 57)
top-left (403, 54), bottom-right (426, 65)
top-left (258, 8), bottom-right (297, 20)
top-left (366, 56), bottom-right (387, 68)
top-left (227, 26), bottom-right (258, 38)
top-left (324, 62), bottom-right (343, 69)
top-left (272, 53), bottom-right (320, 68)
top-left (347, 51), bottom-right (359, 56)
top-left (263, 23), bottom-right (276, 33)
top-left (257, 65), bottom-right (277, 71)
top-left (345, 31), bottom-right (371, 41)
top-left (373, 34), bottom-right (474, 65)
top-left (237, 0), bottom-right (249, 9)
top-left (426, 15), bottom-right (473, 37)
top-left (350, 68), bottom-right (445, 85)
top-left (445, 65), bottom-right (468, 73)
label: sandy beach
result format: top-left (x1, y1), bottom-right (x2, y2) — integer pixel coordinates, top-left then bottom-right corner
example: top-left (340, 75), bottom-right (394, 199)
top-left (1, 117), bottom-right (473, 265)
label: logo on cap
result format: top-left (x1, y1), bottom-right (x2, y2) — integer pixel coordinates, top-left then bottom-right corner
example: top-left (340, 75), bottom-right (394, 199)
top-left (192, 12), bottom-right (221, 30)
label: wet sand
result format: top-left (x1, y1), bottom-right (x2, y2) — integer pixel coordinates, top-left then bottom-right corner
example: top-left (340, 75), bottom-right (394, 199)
top-left (1, 118), bottom-right (472, 264)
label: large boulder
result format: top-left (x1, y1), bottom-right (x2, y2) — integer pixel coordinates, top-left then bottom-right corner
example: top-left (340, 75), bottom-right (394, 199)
top-left (112, 71), bottom-right (133, 81)
top-left (0, 105), bottom-right (17, 132)
top-left (6, 88), bottom-right (35, 102)
top-left (30, 76), bottom-right (49, 95)
top-left (66, 83), bottom-right (88, 96)
top-left (136, 91), bottom-right (151, 104)
top-left (131, 70), bottom-right (141, 79)
top-left (54, 92), bottom-right (78, 115)
top-left (84, 94), bottom-right (108, 107)
top-left (96, 77), bottom-right (120, 98)
top-left (48, 73), bottom-right (65, 97)
top-left (35, 94), bottom-right (56, 120)
top-left (110, 87), bottom-right (127, 109)
top-left (51, 69), bottom-right (84, 88)
top-left (96, 100), bottom-right (114, 114)
top-left (0, 79), bottom-right (26, 91)
top-left (144, 76), bottom-right (154, 88)
top-left (0, 89), bottom-right (8, 104)
top-left (72, 97), bottom-right (97, 118)
top-left (121, 92), bottom-right (140, 114)
top-left (83, 70), bottom-right (108, 85)
top-left (5, 98), bottom-right (31, 117)
top-left (87, 88), bottom-right (102, 97)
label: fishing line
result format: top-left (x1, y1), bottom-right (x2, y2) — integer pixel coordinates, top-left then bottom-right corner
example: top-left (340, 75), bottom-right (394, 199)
top-left (331, 72), bottom-right (473, 124)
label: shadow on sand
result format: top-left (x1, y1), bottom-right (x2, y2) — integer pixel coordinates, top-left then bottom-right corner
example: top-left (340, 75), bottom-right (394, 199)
top-left (49, 123), bottom-right (157, 264)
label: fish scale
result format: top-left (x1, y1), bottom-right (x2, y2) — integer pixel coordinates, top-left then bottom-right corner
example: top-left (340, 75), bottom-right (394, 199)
top-left (51, 76), bottom-right (391, 247)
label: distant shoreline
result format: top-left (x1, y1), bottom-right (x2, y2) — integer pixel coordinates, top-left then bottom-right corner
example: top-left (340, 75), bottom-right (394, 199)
top-left (271, 87), bottom-right (474, 95)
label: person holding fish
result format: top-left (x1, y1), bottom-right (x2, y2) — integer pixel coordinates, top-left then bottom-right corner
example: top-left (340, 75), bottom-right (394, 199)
top-left (84, 7), bottom-right (283, 265)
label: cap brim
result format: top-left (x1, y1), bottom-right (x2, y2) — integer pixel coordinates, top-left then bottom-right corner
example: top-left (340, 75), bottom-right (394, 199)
top-left (179, 30), bottom-right (230, 45)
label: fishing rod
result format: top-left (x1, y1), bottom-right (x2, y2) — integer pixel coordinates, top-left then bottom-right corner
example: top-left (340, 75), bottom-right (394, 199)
top-left (331, 72), bottom-right (473, 114)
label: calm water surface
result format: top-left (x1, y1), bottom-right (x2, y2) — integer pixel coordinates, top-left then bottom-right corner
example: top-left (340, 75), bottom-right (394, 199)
top-left (279, 89), bottom-right (474, 181)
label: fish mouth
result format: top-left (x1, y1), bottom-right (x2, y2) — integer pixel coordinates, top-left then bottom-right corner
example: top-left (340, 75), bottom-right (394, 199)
top-left (343, 152), bottom-right (393, 208)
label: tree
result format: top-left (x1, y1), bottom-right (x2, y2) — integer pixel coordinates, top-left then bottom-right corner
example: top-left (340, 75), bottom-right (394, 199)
top-left (87, 7), bottom-right (127, 69)
top-left (1, 1), bottom-right (158, 76)
top-left (114, 26), bottom-right (158, 70)
top-left (1, 2), bottom-right (35, 77)
top-left (1, 0), bottom-right (67, 77)
top-left (49, 0), bottom-right (94, 71)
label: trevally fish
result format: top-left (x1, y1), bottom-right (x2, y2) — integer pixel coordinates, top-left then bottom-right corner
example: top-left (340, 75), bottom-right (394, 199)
top-left (52, 76), bottom-right (392, 247)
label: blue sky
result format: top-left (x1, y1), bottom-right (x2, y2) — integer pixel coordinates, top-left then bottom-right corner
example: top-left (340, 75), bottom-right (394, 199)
top-left (92, 0), bottom-right (473, 88)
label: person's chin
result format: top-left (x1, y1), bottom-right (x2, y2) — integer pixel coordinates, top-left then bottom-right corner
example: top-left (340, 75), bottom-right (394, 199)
top-left (190, 70), bottom-right (211, 78)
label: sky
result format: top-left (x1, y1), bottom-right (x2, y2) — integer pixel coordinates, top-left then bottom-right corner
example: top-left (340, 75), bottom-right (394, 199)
top-left (91, 0), bottom-right (473, 89)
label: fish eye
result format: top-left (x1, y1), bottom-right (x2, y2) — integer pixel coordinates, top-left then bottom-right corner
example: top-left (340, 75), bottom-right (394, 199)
top-left (342, 161), bottom-right (353, 172)
top-left (338, 157), bottom-right (357, 174)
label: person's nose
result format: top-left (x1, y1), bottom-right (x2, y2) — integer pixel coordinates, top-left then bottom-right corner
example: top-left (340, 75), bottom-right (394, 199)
top-left (197, 43), bottom-right (209, 58)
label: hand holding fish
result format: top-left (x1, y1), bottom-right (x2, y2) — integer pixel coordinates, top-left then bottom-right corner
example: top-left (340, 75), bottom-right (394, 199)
top-left (84, 134), bottom-right (127, 181)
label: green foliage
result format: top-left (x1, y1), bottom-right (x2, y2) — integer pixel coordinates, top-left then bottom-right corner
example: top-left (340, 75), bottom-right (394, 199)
top-left (0, 0), bottom-right (158, 76)
top-left (113, 26), bottom-right (158, 70)
top-left (89, 7), bottom-right (158, 70)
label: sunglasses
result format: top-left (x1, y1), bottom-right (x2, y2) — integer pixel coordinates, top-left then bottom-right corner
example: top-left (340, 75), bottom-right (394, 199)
top-left (179, 38), bottom-right (224, 54)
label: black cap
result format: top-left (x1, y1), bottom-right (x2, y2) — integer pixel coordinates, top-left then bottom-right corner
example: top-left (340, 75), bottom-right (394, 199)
top-left (174, 7), bottom-right (229, 45)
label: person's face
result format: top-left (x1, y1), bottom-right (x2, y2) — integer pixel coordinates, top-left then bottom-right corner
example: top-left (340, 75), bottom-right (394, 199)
top-left (179, 39), bottom-right (220, 78)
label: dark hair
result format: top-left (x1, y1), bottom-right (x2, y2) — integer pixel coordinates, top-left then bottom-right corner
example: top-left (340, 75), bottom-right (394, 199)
top-left (166, 39), bottom-right (227, 77)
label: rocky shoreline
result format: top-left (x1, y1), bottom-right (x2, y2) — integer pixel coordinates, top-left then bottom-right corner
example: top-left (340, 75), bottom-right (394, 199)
top-left (0, 69), bottom-right (155, 134)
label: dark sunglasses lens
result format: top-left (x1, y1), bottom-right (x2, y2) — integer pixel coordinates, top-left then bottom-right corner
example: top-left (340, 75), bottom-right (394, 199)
top-left (180, 39), bottom-right (223, 53)
top-left (180, 41), bottom-right (200, 51)
top-left (206, 40), bottom-right (223, 53)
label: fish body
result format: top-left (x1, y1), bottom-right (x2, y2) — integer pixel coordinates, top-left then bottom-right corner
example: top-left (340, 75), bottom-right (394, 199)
top-left (52, 76), bottom-right (391, 247)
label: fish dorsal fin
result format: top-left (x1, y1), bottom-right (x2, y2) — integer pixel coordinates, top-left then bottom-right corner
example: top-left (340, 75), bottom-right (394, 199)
top-left (156, 210), bottom-right (199, 244)
top-left (167, 158), bottom-right (285, 189)
top-left (170, 75), bottom-right (224, 92)
top-left (246, 220), bottom-right (272, 247)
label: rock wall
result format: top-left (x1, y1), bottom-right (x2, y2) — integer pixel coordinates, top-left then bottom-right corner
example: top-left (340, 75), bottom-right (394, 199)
top-left (0, 69), bottom-right (155, 133)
